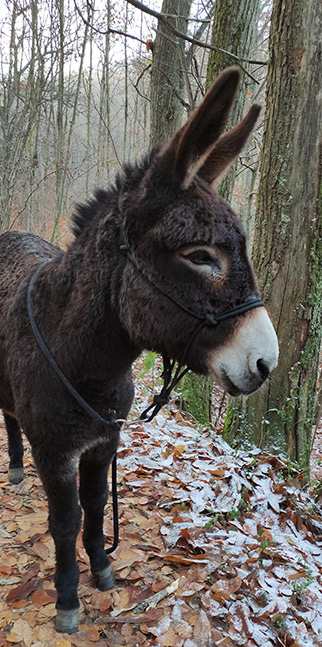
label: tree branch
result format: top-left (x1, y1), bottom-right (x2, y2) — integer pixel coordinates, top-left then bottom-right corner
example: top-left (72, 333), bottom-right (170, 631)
top-left (125, 0), bottom-right (267, 82)
top-left (74, 0), bottom-right (146, 45)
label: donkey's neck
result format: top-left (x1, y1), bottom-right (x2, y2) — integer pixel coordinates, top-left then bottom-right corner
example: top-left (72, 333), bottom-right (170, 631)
top-left (40, 213), bottom-right (140, 386)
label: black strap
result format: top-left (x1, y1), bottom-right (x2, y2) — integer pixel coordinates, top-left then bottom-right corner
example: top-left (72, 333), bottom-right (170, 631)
top-left (139, 319), bottom-right (206, 422)
top-left (27, 261), bottom-right (119, 555)
top-left (105, 453), bottom-right (119, 554)
top-left (124, 249), bottom-right (264, 325)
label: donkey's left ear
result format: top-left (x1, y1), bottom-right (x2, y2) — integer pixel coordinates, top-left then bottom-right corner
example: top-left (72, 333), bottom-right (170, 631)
top-left (195, 103), bottom-right (261, 186)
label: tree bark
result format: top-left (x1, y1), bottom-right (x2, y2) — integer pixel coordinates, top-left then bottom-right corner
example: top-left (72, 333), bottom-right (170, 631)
top-left (149, 0), bottom-right (191, 147)
top-left (224, 0), bottom-right (322, 470)
top-left (183, 0), bottom-right (260, 426)
top-left (206, 0), bottom-right (260, 203)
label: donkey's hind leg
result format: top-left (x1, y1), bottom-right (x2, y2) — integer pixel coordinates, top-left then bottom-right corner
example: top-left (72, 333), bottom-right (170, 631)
top-left (79, 442), bottom-right (117, 592)
top-left (3, 412), bottom-right (24, 484)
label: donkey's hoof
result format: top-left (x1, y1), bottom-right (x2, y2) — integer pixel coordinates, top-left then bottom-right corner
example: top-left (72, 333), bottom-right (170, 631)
top-left (56, 608), bottom-right (80, 634)
top-left (93, 564), bottom-right (115, 591)
top-left (9, 468), bottom-right (24, 484)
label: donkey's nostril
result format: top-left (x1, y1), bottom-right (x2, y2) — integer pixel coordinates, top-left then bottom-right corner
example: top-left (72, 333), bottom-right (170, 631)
top-left (257, 358), bottom-right (270, 381)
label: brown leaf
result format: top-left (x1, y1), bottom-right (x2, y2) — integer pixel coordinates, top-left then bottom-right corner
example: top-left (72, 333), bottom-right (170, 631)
top-left (86, 627), bottom-right (101, 642)
top-left (33, 540), bottom-right (50, 560)
top-left (0, 564), bottom-right (11, 576)
top-left (31, 588), bottom-right (54, 608)
top-left (99, 595), bottom-right (112, 612)
top-left (6, 619), bottom-right (33, 647)
top-left (0, 632), bottom-right (10, 647)
top-left (193, 610), bottom-right (211, 647)
top-left (21, 562), bottom-right (40, 583)
top-left (158, 553), bottom-right (209, 565)
top-left (6, 579), bottom-right (37, 603)
top-left (152, 580), bottom-right (169, 593)
top-left (9, 600), bottom-right (30, 609)
top-left (211, 576), bottom-right (243, 602)
top-left (6, 522), bottom-right (17, 533)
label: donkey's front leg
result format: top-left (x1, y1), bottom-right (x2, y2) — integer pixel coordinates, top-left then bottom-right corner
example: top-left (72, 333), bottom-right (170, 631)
top-left (79, 443), bottom-right (116, 592)
top-left (34, 452), bottom-right (82, 633)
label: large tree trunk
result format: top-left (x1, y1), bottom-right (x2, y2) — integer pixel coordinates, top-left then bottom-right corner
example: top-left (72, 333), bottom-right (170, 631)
top-left (149, 0), bottom-right (191, 147)
top-left (224, 0), bottom-right (322, 470)
top-left (183, 0), bottom-right (260, 425)
top-left (206, 0), bottom-right (260, 203)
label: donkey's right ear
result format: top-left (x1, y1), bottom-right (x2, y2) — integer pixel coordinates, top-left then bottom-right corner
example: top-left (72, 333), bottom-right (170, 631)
top-left (160, 67), bottom-right (241, 187)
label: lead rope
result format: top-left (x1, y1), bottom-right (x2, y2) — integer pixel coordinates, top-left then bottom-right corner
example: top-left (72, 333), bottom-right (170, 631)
top-left (27, 261), bottom-right (119, 555)
top-left (27, 257), bottom-right (264, 556)
top-left (139, 319), bottom-right (207, 422)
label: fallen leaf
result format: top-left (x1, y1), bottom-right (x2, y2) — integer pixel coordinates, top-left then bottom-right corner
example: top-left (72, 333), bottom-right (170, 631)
top-left (0, 564), bottom-right (11, 576)
top-left (6, 619), bottom-right (33, 647)
top-left (33, 540), bottom-right (50, 560)
top-left (86, 627), bottom-right (100, 642)
top-left (31, 588), bottom-right (55, 607)
top-left (6, 579), bottom-right (37, 603)
top-left (211, 576), bottom-right (243, 602)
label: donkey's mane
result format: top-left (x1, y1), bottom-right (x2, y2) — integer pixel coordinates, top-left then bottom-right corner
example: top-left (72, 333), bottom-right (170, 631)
top-left (72, 147), bottom-right (161, 238)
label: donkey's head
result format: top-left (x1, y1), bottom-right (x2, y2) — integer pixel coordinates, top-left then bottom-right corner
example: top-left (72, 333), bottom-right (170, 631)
top-left (119, 68), bottom-right (278, 396)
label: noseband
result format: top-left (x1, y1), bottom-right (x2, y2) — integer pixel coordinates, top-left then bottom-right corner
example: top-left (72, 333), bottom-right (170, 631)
top-left (120, 245), bottom-right (264, 421)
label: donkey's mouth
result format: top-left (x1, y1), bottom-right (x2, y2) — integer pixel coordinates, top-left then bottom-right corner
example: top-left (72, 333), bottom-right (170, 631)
top-left (218, 369), bottom-right (264, 397)
top-left (220, 372), bottom-right (244, 397)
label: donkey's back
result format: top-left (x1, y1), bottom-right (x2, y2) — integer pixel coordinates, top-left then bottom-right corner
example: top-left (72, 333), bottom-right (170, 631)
top-left (0, 231), bottom-right (59, 306)
top-left (0, 231), bottom-right (61, 415)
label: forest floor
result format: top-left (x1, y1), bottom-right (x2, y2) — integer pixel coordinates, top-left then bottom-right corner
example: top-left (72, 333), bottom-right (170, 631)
top-left (1, 357), bottom-right (322, 647)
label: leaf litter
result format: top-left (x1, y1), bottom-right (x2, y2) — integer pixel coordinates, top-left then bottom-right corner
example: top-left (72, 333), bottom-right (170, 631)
top-left (0, 356), bottom-right (322, 646)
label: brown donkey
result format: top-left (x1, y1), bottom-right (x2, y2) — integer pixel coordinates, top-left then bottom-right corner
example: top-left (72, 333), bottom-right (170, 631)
top-left (0, 68), bottom-right (278, 633)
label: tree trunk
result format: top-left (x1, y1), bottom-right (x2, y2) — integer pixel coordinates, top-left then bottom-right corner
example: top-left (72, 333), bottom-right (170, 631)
top-left (224, 0), bottom-right (322, 471)
top-left (206, 0), bottom-right (260, 203)
top-left (183, 0), bottom-right (260, 425)
top-left (149, 0), bottom-right (191, 147)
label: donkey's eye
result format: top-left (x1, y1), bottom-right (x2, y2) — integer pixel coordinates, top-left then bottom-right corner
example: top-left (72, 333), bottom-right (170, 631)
top-left (185, 250), bottom-right (214, 265)
top-left (182, 249), bottom-right (221, 273)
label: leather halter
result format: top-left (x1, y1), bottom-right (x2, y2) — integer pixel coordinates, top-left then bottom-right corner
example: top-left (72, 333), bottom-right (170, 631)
top-left (121, 245), bottom-right (264, 421)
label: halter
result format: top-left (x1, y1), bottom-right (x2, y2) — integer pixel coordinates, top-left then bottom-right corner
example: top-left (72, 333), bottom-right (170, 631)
top-left (120, 245), bottom-right (264, 421)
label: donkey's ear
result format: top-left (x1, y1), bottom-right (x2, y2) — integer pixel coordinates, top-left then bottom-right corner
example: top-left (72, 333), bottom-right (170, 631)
top-left (160, 67), bottom-right (241, 186)
top-left (196, 103), bottom-right (261, 185)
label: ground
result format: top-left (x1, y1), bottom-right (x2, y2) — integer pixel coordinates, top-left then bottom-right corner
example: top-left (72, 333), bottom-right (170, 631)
top-left (1, 357), bottom-right (322, 647)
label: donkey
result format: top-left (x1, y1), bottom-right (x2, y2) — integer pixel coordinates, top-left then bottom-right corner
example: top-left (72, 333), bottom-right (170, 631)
top-left (0, 68), bottom-right (278, 633)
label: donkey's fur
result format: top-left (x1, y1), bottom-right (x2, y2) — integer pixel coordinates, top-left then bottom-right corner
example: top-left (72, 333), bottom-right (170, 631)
top-left (0, 68), bottom-right (278, 633)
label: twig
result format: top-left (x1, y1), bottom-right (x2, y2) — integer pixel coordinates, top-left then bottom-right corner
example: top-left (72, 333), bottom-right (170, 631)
top-left (74, 0), bottom-right (146, 45)
top-left (132, 64), bottom-right (151, 101)
top-left (110, 578), bottom-right (179, 617)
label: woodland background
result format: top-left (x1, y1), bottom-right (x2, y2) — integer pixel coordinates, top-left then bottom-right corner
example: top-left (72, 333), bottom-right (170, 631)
top-left (1, 0), bottom-right (322, 645)
top-left (1, 0), bottom-right (322, 467)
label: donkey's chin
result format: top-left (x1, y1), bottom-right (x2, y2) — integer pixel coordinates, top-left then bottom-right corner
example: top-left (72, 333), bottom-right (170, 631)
top-left (214, 368), bottom-right (265, 397)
